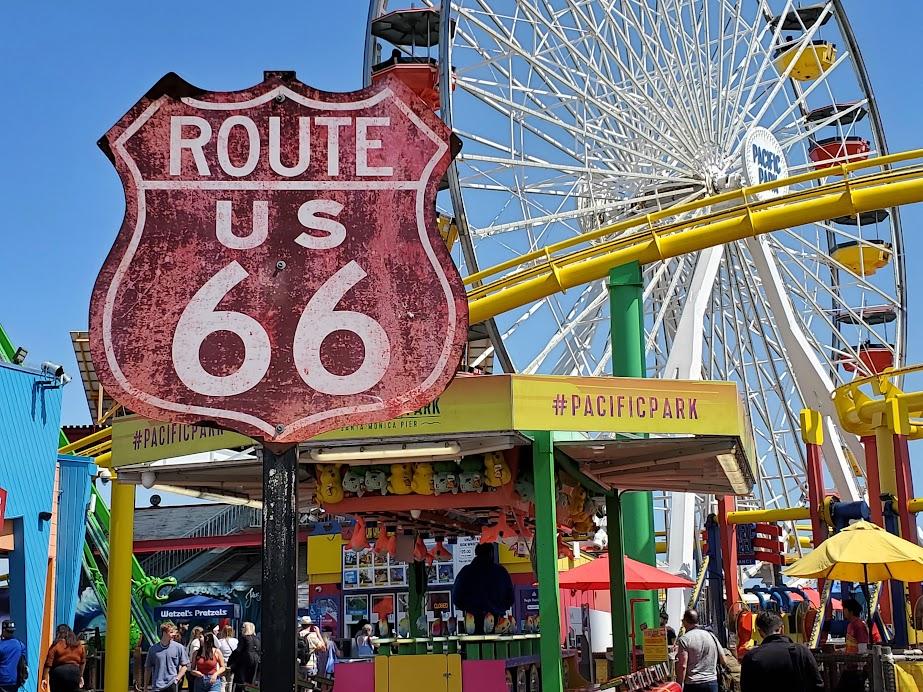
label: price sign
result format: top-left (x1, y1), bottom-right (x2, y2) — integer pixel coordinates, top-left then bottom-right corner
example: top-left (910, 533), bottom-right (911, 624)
top-left (90, 71), bottom-right (468, 442)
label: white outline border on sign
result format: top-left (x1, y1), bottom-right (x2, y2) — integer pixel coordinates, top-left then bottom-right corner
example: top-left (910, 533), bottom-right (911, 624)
top-left (102, 85), bottom-right (456, 440)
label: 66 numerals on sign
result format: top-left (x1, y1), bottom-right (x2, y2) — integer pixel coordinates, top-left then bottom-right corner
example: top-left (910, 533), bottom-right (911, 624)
top-left (171, 199), bottom-right (390, 398)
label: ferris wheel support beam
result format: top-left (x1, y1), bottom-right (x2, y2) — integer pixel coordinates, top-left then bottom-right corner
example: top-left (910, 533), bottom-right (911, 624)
top-left (744, 236), bottom-right (861, 501)
top-left (660, 245), bottom-right (725, 631)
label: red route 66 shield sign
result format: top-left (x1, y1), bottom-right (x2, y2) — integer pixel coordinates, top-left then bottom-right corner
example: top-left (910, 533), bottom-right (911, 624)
top-left (89, 71), bottom-right (468, 443)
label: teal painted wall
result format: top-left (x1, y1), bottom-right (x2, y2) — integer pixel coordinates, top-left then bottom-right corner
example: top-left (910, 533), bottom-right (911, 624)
top-left (0, 362), bottom-right (65, 692)
top-left (55, 455), bottom-right (96, 629)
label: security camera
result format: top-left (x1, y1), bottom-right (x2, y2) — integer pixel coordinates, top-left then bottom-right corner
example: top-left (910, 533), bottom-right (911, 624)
top-left (41, 362), bottom-right (65, 378)
top-left (141, 471), bottom-right (157, 489)
top-left (98, 468), bottom-right (112, 484)
top-left (61, 373), bottom-right (72, 385)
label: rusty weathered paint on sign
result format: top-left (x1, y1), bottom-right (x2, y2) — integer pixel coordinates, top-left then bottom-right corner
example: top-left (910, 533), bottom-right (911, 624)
top-left (89, 71), bottom-right (467, 443)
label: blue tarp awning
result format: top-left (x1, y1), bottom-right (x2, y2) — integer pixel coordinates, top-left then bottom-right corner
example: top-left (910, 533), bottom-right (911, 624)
top-left (153, 595), bottom-right (239, 621)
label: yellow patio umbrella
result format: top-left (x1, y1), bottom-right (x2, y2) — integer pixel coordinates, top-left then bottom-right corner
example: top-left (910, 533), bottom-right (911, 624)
top-left (785, 520), bottom-right (923, 582)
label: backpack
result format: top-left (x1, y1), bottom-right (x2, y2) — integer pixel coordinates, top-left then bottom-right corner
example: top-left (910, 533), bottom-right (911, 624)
top-left (707, 631), bottom-right (734, 692)
top-left (16, 650), bottom-right (28, 687)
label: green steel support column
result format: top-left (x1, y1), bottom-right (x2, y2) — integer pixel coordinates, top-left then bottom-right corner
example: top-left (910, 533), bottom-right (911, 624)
top-left (607, 492), bottom-right (631, 678)
top-left (608, 263), bottom-right (658, 642)
top-left (533, 431), bottom-right (564, 692)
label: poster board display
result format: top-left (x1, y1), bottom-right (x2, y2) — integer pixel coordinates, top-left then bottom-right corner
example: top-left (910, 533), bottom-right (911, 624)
top-left (342, 537), bottom-right (478, 590)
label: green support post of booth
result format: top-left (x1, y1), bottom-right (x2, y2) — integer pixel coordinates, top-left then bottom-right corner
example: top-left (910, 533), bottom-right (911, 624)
top-left (608, 262), bottom-right (659, 661)
top-left (532, 430), bottom-right (565, 692)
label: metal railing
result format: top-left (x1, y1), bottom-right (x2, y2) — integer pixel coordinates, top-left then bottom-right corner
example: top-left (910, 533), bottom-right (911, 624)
top-left (140, 505), bottom-right (260, 577)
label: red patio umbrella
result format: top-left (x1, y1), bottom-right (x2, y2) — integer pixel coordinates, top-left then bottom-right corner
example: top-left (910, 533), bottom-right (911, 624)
top-left (558, 555), bottom-right (694, 591)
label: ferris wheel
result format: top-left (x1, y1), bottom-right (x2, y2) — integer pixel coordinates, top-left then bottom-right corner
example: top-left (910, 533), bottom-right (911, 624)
top-left (363, 0), bottom-right (905, 580)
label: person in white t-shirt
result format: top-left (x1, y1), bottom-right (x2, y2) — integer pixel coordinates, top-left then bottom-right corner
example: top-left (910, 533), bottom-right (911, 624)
top-left (215, 626), bottom-right (238, 687)
top-left (184, 628), bottom-right (204, 690)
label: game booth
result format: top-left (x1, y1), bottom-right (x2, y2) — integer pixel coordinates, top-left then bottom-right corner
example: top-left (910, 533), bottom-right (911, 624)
top-left (115, 372), bottom-right (757, 691)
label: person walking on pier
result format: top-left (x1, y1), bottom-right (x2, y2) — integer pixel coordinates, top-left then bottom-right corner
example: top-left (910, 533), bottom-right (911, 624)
top-left (190, 633), bottom-right (226, 692)
top-left (0, 621), bottom-right (26, 692)
top-left (740, 612), bottom-right (822, 692)
top-left (42, 625), bottom-right (86, 692)
top-left (675, 609), bottom-right (728, 692)
top-left (227, 622), bottom-right (260, 690)
top-left (145, 623), bottom-right (190, 692)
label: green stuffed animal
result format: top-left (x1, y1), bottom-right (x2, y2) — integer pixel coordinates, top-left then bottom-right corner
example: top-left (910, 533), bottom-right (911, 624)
top-left (433, 460), bottom-right (459, 495)
top-left (459, 456), bottom-right (485, 493)
top-left (365, 466), bottom-right (388, 495)
top-left (342, 468), bottom-right (366, 497)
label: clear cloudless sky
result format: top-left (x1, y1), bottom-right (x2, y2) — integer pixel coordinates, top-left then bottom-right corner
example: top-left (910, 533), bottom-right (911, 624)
top-left (2, 2), bottom-right (923, 499)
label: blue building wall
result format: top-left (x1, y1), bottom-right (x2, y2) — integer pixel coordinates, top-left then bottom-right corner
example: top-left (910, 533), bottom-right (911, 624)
top-left (0, 362), bottom-right (64, 692)
top-left (55, 455), bottom-right (96, 629)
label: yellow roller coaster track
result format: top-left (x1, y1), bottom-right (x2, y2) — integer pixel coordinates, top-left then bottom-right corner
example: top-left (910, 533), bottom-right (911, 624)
top-left (466, 149), bottom-right (923, 325)
top-left (834, 363), bottom-right (923, 440)
top-left (58, 150), bottom-right (923, 462)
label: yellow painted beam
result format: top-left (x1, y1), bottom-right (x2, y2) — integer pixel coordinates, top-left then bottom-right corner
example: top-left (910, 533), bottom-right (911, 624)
top-left (58, 426), bottom-right (112, 454)
top-left (104, 481), bottom-right (135, 692)
top-left (725, 507), bottom-right (810, 524)
top-left (908, 499), bottom-right (923, 514)
top-left (876, 427), bottom-right (898, 497)
top-left (467, 151), bottom-right (923, 325)
top-left (800, 409), bottom-right (824, 446)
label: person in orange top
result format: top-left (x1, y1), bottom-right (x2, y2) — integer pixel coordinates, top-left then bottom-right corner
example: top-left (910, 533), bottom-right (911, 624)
top-left (42, 625), bottom-right (86, 692)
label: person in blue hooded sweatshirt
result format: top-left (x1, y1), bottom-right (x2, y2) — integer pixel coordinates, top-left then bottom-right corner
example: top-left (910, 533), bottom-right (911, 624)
top-left (0, 621), bottom-right (26, 692)
top-left (452, 543), bottom-right (514, 634)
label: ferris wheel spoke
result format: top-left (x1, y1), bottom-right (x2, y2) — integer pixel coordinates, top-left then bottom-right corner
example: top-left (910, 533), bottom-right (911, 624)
top-left (724, 252), bottom-right (807, 508)
top-left (456, 77), bottom-right (700, 178)
top-left (622, 0), bottom-right (712, 149)
top-left (716, 1), bottom-right (781, 150)
top-left (768, 242), bottom-right (897, 370)
top-left (460, 4), bottom-right (700, 168)
top-left (774, 227), bottom-right (900, 307)
top-left (740, 238), bottom-right (862, 499)
top-left (524, 283), bottom-right (607, 373)
top-left (763, 54), bottom-right (858, 136)
top-left (728, 3), bottom-right (834, 152)
top-left (587, 1), bottom-right (709, 154)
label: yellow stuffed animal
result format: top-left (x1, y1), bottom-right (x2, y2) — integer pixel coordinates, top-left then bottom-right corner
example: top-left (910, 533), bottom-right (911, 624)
top-left (483, 452), bottom-right (512, 487)
top-left (316, 464), bottom-right (344, 504)
top-left (388, 463), bottom-right (414, 495)
top-left (411, 462), bottom-right (435, 495)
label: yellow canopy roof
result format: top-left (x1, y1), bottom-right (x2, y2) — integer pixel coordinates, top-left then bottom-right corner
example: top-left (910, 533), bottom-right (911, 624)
top-left (784, 520), bottom-right (923, 582)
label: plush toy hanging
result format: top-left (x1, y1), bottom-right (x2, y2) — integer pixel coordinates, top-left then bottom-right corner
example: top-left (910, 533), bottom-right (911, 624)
top-left (374, 528), bottom-right (396, 556)
top-left (410, 463), bottom-right (435, 495)
top-left (433, 461), bottom-right (460, 495)
top-left (388, 463), bottom-right (413, 494)
top-left (365, 466), bottom-right (388, 495)
top-left (413, 534), bottom-right (429, 562)
top-left (342, 468), bottom-right (367, 497)
top-left (315, 464), bottom-right (344, 504)
top-left (348, 516), bottom-right (370, 552)
top-left (432, 537), bottom-right (453, 561)
top-left (459, 456), bottom-right (485, 493)
top-left (483, 451), bottom-right (512, 487)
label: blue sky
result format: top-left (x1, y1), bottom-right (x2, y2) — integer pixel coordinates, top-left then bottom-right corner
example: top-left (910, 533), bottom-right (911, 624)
top-left (3, 2), bottom-right (923, 497)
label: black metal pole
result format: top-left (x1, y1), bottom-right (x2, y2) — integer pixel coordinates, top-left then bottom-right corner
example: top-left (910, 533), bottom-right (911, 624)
top-left (261, 444), bottom-right (298, 691)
